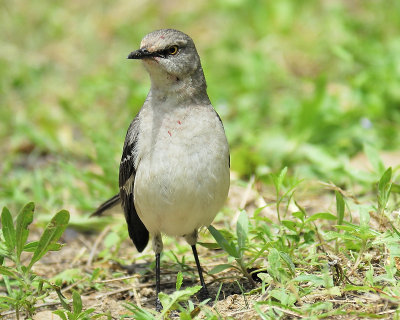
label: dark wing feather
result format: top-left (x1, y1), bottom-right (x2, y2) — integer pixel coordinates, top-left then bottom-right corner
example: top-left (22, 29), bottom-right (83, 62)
top-left (119, 114), bottom-right (149, 252)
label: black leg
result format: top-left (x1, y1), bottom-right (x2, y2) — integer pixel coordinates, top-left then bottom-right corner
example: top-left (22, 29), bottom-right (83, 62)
top-left (191, 245), bottom-right (210, 300)
top-left (155, 253), bottom-right (162, 312)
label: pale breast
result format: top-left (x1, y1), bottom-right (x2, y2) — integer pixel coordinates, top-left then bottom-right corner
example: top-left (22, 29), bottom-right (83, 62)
top-left (133, 104), bottom-right (230, 236)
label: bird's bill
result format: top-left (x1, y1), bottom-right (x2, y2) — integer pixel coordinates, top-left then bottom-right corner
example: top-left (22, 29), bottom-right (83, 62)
top-left (127, 48), bottom-right (159, 59)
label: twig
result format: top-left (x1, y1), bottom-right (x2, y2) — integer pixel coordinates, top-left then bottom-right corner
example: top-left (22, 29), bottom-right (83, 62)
top-left (95, 274), bottom-right (139, 283)
top-left (61, 278), bottom-right (87, 293)
top-left (94, 280), bottom-right (179, 299)
top-left (70, 247), bottom-right (87, 267)
top-left (87, 225), bottom-right (111, 267)
top-left (131, 281), bottom-right (142, 308)
top-left (319, 181), bottom-right (360, 204)
top-left (95, 286), bottom-right (136, 299)
top-left (377, 309), bottom-right (397, 315)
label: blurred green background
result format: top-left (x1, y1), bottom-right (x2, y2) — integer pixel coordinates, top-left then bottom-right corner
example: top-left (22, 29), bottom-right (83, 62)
top-left (1, 0), bottom-right (400, 215)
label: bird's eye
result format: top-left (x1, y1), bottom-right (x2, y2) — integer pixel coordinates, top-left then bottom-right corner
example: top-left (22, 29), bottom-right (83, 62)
top-left (168, 45), bottom-right (179, 55)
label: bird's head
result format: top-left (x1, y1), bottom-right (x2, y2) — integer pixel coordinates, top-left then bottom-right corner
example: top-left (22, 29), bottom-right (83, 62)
top-left (128, 29), bottom-right (205, 92)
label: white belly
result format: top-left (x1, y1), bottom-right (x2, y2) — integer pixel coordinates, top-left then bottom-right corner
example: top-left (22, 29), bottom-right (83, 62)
top-left (133, 106), bottom-right (230, 237)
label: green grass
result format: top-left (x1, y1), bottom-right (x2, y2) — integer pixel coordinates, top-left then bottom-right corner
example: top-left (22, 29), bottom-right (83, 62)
top-left (1, 0), bottom-right (400, 318)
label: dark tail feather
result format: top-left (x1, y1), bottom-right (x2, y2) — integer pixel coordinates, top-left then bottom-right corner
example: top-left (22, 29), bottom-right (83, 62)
top-left (91, 194), bottom-right (121, 217)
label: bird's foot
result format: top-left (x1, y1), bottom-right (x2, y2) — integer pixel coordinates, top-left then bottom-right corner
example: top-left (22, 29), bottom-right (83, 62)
top-left (156, 298), bottom-right (163, 312)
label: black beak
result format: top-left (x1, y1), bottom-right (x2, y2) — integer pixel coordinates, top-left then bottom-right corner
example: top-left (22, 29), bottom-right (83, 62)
top-left (127, 48), bottom-right (157, 59)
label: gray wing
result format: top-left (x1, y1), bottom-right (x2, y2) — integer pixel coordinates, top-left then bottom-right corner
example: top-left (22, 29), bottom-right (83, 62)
top-left (119, 114), bottom-right (149, 252)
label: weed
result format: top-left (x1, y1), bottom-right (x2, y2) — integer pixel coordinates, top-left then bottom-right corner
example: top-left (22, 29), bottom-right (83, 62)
top-left (208, 210), bottom-right (257, 287)
top-left (0, 202), bottom-right (70, 319)
top-left (53, 290), bottom-right (108, 320)
top-left (122, 271), bottom-right (203, 319)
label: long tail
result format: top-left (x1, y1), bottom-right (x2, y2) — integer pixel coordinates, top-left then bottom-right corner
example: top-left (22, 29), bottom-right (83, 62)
top-left (91, 194), bottom-right (121, 217)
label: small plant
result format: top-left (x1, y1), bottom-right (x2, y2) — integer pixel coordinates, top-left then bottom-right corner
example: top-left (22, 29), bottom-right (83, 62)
top-left (0, 202), bottom-right (70, 319)
top-left (270, 167), bottom-right (300, 223)
top-left (53, 290), bottom-right (106, 320)
top-left (208, 210), bottom-right (257, 287)
top-left (122, 271), bottom-right (203, 319)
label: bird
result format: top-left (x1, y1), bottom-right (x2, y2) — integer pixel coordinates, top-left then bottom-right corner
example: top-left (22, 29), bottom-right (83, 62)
top-left (92, 29), bottom-right (230, 310)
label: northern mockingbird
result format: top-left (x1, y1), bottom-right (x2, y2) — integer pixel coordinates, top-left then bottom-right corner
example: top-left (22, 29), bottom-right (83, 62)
top-left (93, 29), bottom-right (230, 310)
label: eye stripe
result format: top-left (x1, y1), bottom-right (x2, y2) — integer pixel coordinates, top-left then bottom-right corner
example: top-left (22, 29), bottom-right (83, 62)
top-left (155, 46), bottom-right (180, 58)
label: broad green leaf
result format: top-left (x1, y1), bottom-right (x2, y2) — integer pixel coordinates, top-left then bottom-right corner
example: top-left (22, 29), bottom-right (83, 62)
top-left (208, 225), bottom-right (239, 258)
top-left (292, 274), bottom-right (325, 286)
top-left (159, 286), bottom-right (202, 316)
top-left (52, 311), bottom-right (68, 320)
top-left (334, 225), bottom-right (359, 232)
top-left (327, 231), bottom-right (361, 241)
top-left (54, 286), bottom-right (71, 311)
top-left (280, 252), bottom-right (295, 275)
top-left (378, 167), bottom-right (392, 211)
top-left (23, 241), bottom-right (63, 253)
top-left (1, 207), bottom-right (16, 253)
top-left (256, 272), bottom-right (273, 283)
top-left (176, 271), bottom-right (183, 291)
top-left (72, 290), bottom-right (82, 314)
top-left (305, 212), bottom-right (337, 223)
top-left (28, 210), bottom-right (70, 270)
top-left (272, 167), bottom-right (287, 194)
top-left (343, 285), bottom-right (375, 292)
top-left (197, 242), bottom-right (220, 249)
top-left (292, 211), bottom-right (305, 222)
top-left (378, 167), bottom-right (392, 190)
top-left (335, 191), bottom-right (345, 225)
top-left (81, 308), bottom-right (96, 317)
top-left (208, 264), bottom-right (234, 275)
top-left (236, 210), bottom-right (249, 255)
top-left (270, 288), bottom-right (297, 306)
top-left (268, 248), bottom-right (281, 280)
top-left (15, 202), bottom-right (34, 261)
top-left (282, 220), bottom-right (297, 232)
top-left (253, 205), bottom-right (270, 217)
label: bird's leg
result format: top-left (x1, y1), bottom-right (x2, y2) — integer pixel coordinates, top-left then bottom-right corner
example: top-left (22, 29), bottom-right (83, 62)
top-left (152, 233), bottom-right (163, 312)
top-left (191, 244), bottom-right (210, 301)
top-left (185, 230), bottom-right (210, 301)
top-left (155, 252), bottom-right (162, 312)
